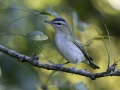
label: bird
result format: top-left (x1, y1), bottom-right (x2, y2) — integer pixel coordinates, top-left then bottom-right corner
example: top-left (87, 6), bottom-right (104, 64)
top-left (45, 17), bottom-right (100, 70)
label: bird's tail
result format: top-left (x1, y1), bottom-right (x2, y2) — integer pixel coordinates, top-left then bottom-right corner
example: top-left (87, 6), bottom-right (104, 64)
top-left (88, 57), bottom-right (100, 69)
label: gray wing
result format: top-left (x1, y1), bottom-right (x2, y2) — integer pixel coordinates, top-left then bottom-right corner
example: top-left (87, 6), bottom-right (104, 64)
top-left (70, 34), bottom-right (100, 69)
top-left (70, 34), bottom-right (92, 61)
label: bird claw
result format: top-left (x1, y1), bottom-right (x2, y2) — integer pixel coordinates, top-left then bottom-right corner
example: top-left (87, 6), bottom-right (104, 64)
top-left (70, 67), bottom-right (76, 72)
top-left (81, 69), bottom-right (86, 71)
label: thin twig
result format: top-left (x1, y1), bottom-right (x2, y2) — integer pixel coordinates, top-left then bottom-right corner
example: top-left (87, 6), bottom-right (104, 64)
top-left (33, 40), bottom-right (48, 60)
top-left (0, 15), bottom-right (34, 31)
top-left (103, 23), bottom-right (115, 67)
top-left (95, 28), bottom-right (110, 69)
top-left (0, 34), bottom-right (49, 63)
top-left (0, 34), bottom-right (26, 37)
top-left (1, 44), bottom-right (120, 80)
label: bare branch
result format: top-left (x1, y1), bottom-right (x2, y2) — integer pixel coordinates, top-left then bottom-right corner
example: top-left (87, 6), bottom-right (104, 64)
top-left (0, 45), bottom-right (120, 80)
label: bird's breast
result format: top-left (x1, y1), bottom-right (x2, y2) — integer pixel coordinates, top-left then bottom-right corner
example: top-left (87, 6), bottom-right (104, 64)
top-left (55, 32), bottom-right (85, 63)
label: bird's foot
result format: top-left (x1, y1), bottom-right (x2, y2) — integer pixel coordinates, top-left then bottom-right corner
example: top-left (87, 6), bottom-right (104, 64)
top-left (81, 69), bottom-right (86, 71)
top-left (48, 60), bottom-right (65, 67)
top-left (70, 67), bottom-right (76, 72)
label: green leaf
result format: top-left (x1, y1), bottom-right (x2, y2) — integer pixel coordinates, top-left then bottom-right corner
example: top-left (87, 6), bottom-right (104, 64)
top-left (72, 11), bottom-right (89, 32)
top-left (30, 11), bottom-right (40, 15)
top-left (93, 35), bottom-right (110, 40)
top-left (72, 11), bottom-right (79, 26)
top-left (47, 6), bottom-right (52, 13)
top-left (78, 22), bottom-right (89, 32)
top-left (73, 82), bottom-right (88, 90)
top-left (78, 26), bottom-right (85, 32)
top-left (38, 14), bottom-right (47, 18)
top-left (27, 31), bottom-right (48, 41)
top-left (9, 6), bottom-right (20, 10)
top-left (52, 12), bottom-right (59, 17)
top-left (48, 85), bottom-right (59, 90)
top-left (30, 11), bottom-right (51, 17)
top-left (40, 12), bottom-right (51, 16)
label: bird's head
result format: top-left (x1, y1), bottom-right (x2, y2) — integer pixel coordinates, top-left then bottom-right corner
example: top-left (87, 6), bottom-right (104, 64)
top-left (45, 17), bottom-right (71, 33)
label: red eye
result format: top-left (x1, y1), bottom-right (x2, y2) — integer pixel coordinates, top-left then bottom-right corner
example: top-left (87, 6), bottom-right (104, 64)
top-left (57, 22), bottom-right (61, 25)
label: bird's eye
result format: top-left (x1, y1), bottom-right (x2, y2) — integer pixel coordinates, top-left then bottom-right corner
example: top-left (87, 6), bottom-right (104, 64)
top-left (57, 22), bottom-right (61, 25)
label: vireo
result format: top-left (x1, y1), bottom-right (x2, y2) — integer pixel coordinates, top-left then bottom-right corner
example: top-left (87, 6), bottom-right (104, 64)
top-left (45, 17), bottom-right (100, 70)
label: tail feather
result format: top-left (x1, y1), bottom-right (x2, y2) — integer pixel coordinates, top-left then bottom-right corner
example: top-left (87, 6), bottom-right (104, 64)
top-left (88, 57), bottom-right (100, 69)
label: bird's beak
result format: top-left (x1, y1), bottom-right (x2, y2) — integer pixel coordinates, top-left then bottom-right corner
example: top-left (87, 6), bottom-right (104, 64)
top-left (44, 20), bottom-right (52, 24)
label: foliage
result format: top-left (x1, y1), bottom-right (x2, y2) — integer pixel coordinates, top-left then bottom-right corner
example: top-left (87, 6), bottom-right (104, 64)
top-left (0, 0), bottom-right (120, 90)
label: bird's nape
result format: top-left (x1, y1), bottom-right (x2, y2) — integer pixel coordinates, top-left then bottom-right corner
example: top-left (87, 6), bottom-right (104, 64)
top-left (52, 17), bottom-right (67, 23)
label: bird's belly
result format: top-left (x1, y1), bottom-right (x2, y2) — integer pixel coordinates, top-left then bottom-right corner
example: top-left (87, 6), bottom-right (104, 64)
top-left (55, 35), bottom-right (85, 63)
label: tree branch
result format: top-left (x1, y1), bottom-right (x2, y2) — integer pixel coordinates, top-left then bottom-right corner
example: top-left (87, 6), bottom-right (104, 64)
top-left (0, 45), bottom-right (120, 80)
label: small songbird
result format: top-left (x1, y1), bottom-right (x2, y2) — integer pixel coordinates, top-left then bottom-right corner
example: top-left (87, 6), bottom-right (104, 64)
top-left (45, 17), bottom-right (100, 70)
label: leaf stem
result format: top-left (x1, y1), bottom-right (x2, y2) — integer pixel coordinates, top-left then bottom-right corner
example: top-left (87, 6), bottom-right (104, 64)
top-left (95, 28), bottom-right (110, 69)
top-left (103, 23), bottom-right (114, 67)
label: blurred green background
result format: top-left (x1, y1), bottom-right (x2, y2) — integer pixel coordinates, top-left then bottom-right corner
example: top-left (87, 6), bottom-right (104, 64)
top-left (0, 0), bottom-right (120, 90)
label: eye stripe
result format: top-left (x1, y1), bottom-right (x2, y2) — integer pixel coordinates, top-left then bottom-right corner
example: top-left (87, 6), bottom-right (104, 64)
top-left (52, 21), bottom-right (67, 25)
top-left (52, 18), bottom-right (66, 23)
